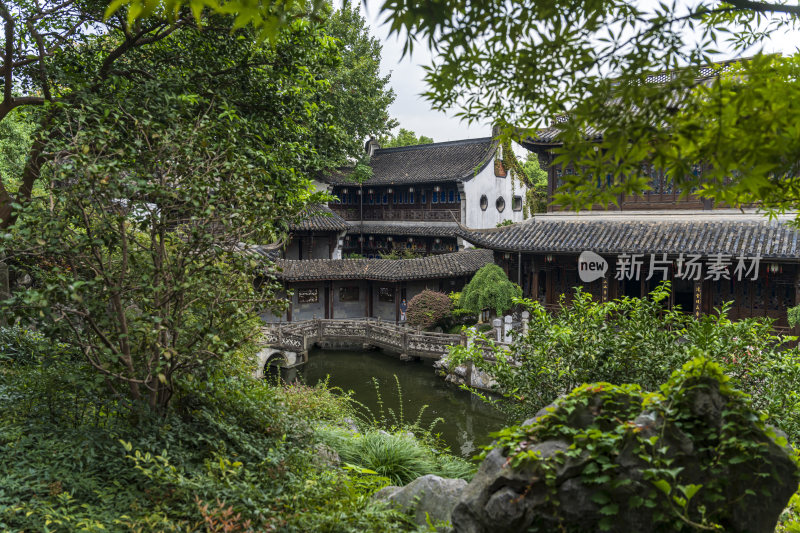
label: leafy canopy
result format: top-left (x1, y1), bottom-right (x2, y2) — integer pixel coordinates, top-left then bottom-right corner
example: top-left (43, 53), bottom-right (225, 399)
top-left (374, 1), bottom-right (800, 219)
top-left (0, 2), bottom-right (394, 228)
top-left (459, 264), bottom-right (521, 316)
top-left (380, 127), bottom-right (434, 148)
top-left (1, 11), bottom-right (395, 410)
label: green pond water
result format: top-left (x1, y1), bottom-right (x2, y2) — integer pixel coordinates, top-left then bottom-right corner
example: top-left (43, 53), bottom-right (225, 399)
top-left (282, 347), bottom-right (510, 458)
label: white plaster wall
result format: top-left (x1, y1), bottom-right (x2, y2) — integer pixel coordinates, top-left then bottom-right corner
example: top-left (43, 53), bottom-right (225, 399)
top-left (463, 155), bottom-right (529, 229)
top-left (331, 281), bottom-right (368, 319)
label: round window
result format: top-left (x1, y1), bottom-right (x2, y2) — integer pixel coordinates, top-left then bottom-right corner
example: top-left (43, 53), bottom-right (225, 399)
top-left (496, 196), bottom-right (506, 212)
top-left (480, 195), bottom-right (488, 211)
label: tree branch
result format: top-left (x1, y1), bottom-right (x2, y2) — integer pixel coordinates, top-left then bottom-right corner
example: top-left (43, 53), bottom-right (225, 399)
top-left (724, 0), bottom-right (800, 15)
top-left (0, 1), bottom-right (14, 103)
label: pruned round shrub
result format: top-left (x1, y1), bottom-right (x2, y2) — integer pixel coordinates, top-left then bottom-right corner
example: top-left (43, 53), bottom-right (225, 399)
top-left (407, 290), bottom-right (452, 330)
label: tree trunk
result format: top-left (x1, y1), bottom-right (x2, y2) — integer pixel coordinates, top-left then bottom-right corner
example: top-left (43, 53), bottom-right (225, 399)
top-left (0, 260), bottom-right (8, 326)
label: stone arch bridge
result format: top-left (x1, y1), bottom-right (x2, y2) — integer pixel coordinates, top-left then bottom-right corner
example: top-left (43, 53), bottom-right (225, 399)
top-left (255, 318), bottom-right (509, 378)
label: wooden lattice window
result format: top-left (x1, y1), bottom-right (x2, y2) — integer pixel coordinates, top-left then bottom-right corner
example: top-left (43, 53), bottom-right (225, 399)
top-left (339, 286), bottom-right (359, 302)
top-left (297, 288), bottom-right (319, 303)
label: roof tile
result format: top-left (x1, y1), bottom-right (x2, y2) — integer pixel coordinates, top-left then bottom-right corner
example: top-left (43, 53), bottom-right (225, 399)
top-left (457, 219), bottom-right (800, 259)
top-left (323, 138), bottom-right (498, 186)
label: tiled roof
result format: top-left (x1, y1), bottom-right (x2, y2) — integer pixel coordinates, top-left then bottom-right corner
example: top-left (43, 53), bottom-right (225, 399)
top-left (525, 61), bottom-right (744, 148)
top-left (272, 249), bottom-right (493, 282)
top-left (289, 204), bottom-right (348, 232)
top-left (456, 219), bottom-right (800, 259)
top-left (346, 222), bottom-right (459, 238)
top-left (322, 138), bottom-right (498, 186)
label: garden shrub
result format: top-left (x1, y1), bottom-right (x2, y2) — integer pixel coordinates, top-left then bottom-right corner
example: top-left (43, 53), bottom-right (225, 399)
top-left (449, 285), bottom-right (800, 445)
top-left (0, 354), bottom-right (416, 532)
top-left (406, 289), bottom-right (452, 330)
top-left (0, 325), bottom-right (73, 365)
top-left (788, 303), bottom-right (800, 328)
top-left (459, 263), bottom-right (521, 316)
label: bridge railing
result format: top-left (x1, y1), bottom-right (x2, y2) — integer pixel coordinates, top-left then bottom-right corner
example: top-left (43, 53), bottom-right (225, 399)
top-left (260, 318), bottom-right (512, 360)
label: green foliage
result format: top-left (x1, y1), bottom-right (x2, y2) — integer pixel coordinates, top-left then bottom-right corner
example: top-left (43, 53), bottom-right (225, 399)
top-left (496, 219), bottom-right (514, 227)
top-left (449, 286), bottom-right (800, 445)
top-left (0, 325), bottom-right (68, 365)
top-left (380, 249), bottom-right (422, 260)
top-left (459, 264), bottom-right (521, 316)
top-left (446, 291), bottom-right (462, 309)
top-left (488, 356), bottom-right (799, 531)
top-left (1, 4), bottom-right (393, 229)
top-left (378, 1), bottom-right (800, 218)
top-left (788, 304), bottom-right (800, 329)
top-left (0, 352), bottom-right (415, 532)
top-left (317, 427), bottom-right (473, 486)
top-left (0, 108), bottom-right (36, 191)
top-left (314, 373), bottom-right (474, 485)
top-left (318, 5), bottom-right (397, 163)
top-left (778, 492), bottom-right (800, 532)
top-left (380, 128), bottom-right (434, 148)
top-left (523, 153), bottom-right (548, 216)
top-left (406, 290), bottom-right (452, 330)
top-left (2, 11), bottom-right (395, 410)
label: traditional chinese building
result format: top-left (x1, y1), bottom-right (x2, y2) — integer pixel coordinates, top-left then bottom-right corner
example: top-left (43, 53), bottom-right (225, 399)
top-left (457, 211), bottom-right (800, 328)
top-left (261, 248), bottom-right (493, 323)
top-left (319, 135), bottom-right (531, 257)
top-left (281, 204), bottom-right (349, 260)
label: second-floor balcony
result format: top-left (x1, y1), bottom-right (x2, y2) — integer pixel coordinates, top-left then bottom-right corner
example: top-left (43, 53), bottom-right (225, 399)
top-left (331, 205), bottom-right (461, 223)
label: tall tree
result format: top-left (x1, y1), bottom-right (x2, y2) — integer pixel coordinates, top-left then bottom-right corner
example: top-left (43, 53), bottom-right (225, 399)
top-left (373, 1), bottom-right (800, 218)
top-left (317, 4), bottom-right (396, 163)
top-left (0, 0), bottom-right (197, 228)
top-left (380, 127), bottom-right (433, 148)
top-left (3, 13), bottom-right (395, 410)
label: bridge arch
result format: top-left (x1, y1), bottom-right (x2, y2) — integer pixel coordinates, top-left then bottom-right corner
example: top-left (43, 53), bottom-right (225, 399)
top-left (254, 347), bottom-right (302, 379)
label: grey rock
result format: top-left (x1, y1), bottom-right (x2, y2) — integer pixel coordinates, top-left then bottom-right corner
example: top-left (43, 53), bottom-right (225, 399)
top-left (312, 444), bottom-right (340, 468)
top-left (375, 474), bottom-right (467, 529)
top-left (450, 379), bottom-right (799, 533)
top-left (342, 417), bottom-right (359, 432)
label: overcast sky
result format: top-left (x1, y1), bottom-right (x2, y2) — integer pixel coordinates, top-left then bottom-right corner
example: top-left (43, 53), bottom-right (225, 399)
top-left (362, 2), bottom-right (800, 144)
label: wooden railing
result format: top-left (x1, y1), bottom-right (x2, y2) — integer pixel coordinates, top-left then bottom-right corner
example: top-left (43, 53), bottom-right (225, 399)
top-left (262, 318), bottom-right (508, 360)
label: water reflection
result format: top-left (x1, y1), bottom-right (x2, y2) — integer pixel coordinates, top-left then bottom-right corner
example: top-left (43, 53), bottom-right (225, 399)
top-left (282, 347), bottom-right (510, 458)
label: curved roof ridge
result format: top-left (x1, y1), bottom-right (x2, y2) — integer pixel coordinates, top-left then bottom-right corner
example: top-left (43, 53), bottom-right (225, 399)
top-left (455, 217), bottom-right (800, 258)
top-left (271, 248), bottom-right (493, 282)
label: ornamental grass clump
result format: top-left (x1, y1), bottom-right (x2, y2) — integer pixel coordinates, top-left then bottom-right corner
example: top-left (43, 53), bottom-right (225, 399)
top-left (407, 290), bottom-right (452, 330)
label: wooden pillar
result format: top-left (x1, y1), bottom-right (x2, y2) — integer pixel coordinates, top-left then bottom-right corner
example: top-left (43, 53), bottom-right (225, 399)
top-left (602, 276), bottom-right (609, 303)
top-left (794, 268), bottom-right (800, 338)
top-left (693, 281), bottom-right (703, 319)
top-left (365, 282), bottom-right (371, 318)
top-left (395, 284), bottom-right (400, 324)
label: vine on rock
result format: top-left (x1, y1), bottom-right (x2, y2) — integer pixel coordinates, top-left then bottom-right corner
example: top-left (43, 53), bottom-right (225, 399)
top-left (484, 355), bottom-right (800, 532)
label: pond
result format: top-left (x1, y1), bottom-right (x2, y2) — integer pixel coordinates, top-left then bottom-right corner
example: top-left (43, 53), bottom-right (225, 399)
top-left (281, 347), bottom-right (510, 458)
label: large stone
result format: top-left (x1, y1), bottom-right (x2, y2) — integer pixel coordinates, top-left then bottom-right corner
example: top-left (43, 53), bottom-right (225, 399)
top-left (374, 474), bottom-right (468, 528)
top-left (451, 374), bottom-right (800, 533)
